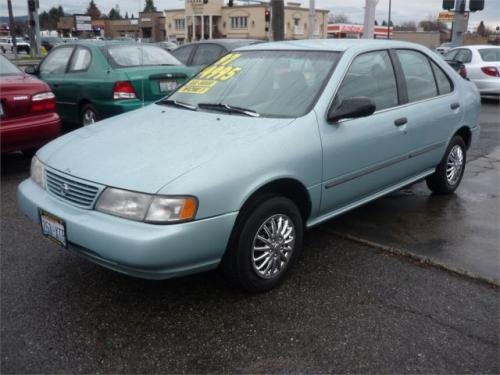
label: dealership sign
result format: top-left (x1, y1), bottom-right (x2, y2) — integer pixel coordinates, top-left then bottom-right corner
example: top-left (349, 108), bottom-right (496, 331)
top-left (438, 11), bottom-right (469, 22)
top-left (74, 14), bottom-right (92, 31)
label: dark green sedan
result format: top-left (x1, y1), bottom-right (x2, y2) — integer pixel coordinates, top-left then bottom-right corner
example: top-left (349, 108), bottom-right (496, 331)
top-left (27, 41), bottom-right (197, 126)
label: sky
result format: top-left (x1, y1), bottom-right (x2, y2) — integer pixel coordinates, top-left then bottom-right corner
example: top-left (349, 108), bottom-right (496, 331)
top-left (1, 0), bottom-right (499, 28)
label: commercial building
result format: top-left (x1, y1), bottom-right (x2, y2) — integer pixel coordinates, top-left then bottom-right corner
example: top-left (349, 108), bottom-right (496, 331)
top-left (164, 0), bottom-right (329, 43)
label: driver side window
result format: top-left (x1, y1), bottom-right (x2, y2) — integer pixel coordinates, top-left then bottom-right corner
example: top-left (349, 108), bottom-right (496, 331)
top-left (335, 50), bottom-right (398, 112)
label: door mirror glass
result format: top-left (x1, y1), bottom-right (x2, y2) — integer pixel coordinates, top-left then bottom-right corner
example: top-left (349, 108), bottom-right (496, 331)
top-left (327, 97), bottom-right (376, 123)
top-left (24, 65), bottom-right (37, 75)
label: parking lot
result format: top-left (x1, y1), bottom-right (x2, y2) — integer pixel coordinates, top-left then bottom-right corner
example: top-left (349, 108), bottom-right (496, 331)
top-left (1, 100), bottom-right (498, 373)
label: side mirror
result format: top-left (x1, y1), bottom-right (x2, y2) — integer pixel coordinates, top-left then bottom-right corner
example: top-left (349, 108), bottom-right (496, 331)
top-left (24, 65), bottom-right (38, 75)
top-left (327, 97), bottom-right (376, 123)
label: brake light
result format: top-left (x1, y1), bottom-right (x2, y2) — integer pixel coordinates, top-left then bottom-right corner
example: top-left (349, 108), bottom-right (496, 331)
top-left (481, 66), bottom-right (500, 77)
top-left (30, 92), bottom-right (56, 113)
top-left (113, 81), bottom-right (137, 100)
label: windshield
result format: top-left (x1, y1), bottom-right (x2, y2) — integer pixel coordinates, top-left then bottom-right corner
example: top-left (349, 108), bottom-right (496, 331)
top-left (168, 50), bottom-right (339, 118)
top-left (0, 56), bottom-right (22, 76)
top-left (104, 44), bottom-right (182, 68)
top-left (479, 48), bottom-right (500, 62)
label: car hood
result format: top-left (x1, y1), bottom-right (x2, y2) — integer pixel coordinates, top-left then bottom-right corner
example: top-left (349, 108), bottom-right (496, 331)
top-left (39, 104), bottom-right (294, 193)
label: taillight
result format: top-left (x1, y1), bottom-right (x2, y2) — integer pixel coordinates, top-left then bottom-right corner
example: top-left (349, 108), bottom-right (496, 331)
top-left (458, 65), bottom-right (467, 79)
top-left (113, 81), bottom-right (137, 100)
top-left (31, 92), bottom-right (56, 113)
top-left (481, 66), bottom-right (500, 77)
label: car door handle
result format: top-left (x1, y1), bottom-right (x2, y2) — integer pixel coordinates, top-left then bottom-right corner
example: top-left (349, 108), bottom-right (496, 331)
top-left (394, 117), bottom-right (408, 126)
top-left (450, 102), bottom-right (460, 110)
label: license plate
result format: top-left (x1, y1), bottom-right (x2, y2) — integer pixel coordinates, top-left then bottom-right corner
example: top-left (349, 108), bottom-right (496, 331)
top-left (39, 209), bottom-right (67, 248)
top-left (159, 79), bottom-right (177, 92)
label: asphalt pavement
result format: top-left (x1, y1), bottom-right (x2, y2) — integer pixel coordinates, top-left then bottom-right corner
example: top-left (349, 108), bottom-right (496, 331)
top-left (1, 101), bottom-right (499, 373)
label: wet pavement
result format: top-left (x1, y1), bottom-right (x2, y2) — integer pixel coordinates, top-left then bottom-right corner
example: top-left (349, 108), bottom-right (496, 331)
top-left (321, 99), bottom-right (500, 285)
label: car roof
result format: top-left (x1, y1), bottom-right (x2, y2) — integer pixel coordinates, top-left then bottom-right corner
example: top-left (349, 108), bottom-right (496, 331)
top-left (237, 38), bottom-right (426, 52)
top-left (178, 38), bottom-right (262, 49)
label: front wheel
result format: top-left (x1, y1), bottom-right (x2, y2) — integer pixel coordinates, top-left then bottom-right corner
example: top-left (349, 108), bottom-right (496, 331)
top-left (426, 135), bottom-right (466, 195)
top-left (222, 196), bottom-right (303, 293)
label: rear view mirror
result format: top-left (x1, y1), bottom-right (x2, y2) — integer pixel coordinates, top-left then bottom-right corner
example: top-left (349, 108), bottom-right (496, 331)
top-left (24, 65), bottom-right (37, 75)
top-left (328, 97), bottom-right (376, 123)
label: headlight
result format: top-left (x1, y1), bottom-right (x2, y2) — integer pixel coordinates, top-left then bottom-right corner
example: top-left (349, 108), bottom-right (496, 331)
top-left (95, 187), bottom-right (198, 224)
top-left (30, 156), bottom-right (44, 188)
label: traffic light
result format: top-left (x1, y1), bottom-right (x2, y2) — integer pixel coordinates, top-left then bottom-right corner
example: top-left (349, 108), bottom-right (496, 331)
top-left (469, 0), bottom-right (484, 11)
top-left (265, 9), bottom-right (270, 22)
top-left (442, 0), bottom-right (455, 10)
top-left (228, 0), bottom-right (233, 6)
top-left (28, 0), bottom-right (36, 12)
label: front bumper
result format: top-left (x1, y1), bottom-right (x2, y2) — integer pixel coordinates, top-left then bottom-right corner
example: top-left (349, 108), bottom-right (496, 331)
top-left (17, 178), bottom-right (238, 279)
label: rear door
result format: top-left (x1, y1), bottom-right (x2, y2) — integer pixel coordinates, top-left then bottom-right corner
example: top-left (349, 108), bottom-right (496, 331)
top-left (394, 48), bottom-right (462, 173)
top-left (38, 45), bottom-right (74, 121)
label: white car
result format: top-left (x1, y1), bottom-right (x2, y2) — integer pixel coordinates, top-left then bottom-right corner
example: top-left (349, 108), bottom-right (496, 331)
top-left (444, 45), bottom-right (500, 97)
top-left (0, 37), bottom-right (31, 54)
top-left (436, 42), bottom-right (453, 55)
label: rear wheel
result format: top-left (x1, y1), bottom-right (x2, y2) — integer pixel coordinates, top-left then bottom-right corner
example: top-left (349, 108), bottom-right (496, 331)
top-left (426, 135), bottom-right (466, 195)
top-left (80, 103), bottom-right (99, 126)
top-left (222, 196), bottom-right (303, 293)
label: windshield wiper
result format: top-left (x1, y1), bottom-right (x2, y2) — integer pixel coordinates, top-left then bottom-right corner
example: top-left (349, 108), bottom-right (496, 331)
top-left (158, 99), bottom-right (197, 111)
top-left (198, 102), bottom-right (260, 117)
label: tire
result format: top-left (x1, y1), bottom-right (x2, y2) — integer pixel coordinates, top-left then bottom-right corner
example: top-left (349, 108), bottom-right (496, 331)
top-left (426, 135), bottom-right (467, 195)
top-left (222, 195), bottom-right (303, 293)
top-left (80, 103), bottom-right (100, 126)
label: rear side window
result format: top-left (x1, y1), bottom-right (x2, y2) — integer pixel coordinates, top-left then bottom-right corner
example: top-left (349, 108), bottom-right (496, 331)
top-left (397, 49), bottom-right (437, 102)
top-left (171, 45), bottom-right (195, 65)
top-left (40, 46), bottom-right (73, 74)
top-left (479, 48), bottom-right (500, 62)
top-left (68, 47), bottom-right (91, 72)
top-left (454, 49), bottom-right (472, 63)
top-left (335, 50), bottom-right (398, 111)
top-left (191, 44), bottom-right (225, 66)
top-left (430, 61), bottom-right (452, 95)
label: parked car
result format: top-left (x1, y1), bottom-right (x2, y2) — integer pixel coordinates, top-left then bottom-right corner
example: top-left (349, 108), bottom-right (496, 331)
top-left (26, 41), bottom-right (198, 126)
top-left (154, 41), bottom-right (178, 51)
top-left (436, 42), bottom-right (453, 55)
top-left (18, 40), bottom-right (480, 292)
top-left (41, 36), bottom-right (63, 52)
top-left (171, 39), bottom-right (262, 70)
top-left (0, 55), bottom-right (61, 155)
top-left (444, 45), bottom-right (500, 97)
top-left (0, 37), bottom-right (31, 54)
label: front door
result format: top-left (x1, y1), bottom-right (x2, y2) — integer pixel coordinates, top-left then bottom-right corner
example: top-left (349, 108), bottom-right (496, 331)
top-left (318, 49), bottom-right (413, 215)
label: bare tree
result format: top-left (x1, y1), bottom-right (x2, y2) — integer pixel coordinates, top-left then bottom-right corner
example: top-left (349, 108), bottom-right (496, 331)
top-left (329, 13), bottom-right (350, 24)
top-left (394, 21), bottom-right (417, 31)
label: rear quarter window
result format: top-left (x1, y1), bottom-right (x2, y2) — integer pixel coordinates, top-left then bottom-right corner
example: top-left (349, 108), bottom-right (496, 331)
top-left (479, 48), bottom-right (500, 62)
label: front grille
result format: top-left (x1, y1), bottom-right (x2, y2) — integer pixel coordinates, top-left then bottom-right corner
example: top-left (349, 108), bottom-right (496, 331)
top-left (45, 169), bottom-right (100, 209)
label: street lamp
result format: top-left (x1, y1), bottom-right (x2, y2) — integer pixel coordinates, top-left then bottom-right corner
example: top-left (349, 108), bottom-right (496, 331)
top-left (387, 0), bottom-right (392, 39)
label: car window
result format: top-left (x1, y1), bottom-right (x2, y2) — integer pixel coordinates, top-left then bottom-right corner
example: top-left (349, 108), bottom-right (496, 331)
top-left (430, 61), bottom-right (452, 95)
top-left (39, 46), bottom-right (73, 74)
top-left (443, 49), bottom-right (458, 61)
top-left (105, 45), bottom-right (181, 68)
top-left (454, 49), bottom-right (472, 63)
top-left (335, 50), bottom-right (398, 112)
top-left (171, 45), bottom-right (195, 65)
top-left (397, 49), bottom-right (438, 102)
top-left (479, 48), bottom-right (500, 62)
top-left (0, 55), bottom-right (22, 75)
top-left (68, 47), bottom-right (91, 72)
top-left (191, 44), bottom-right (225, 66)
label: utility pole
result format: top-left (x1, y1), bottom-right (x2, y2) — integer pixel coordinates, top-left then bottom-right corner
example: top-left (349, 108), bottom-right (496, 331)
top-left (308, 0), bottom-right (316, 39)
top-left (362, 0), bottom-right (379, 39)
top-left (7, 0), bottom-right (17, 58)
top-left (387, 0), bottom-right (392, 39)
top-left (450, 0), bottom-right (467, 47)
top-left (27, 0), bottom-right (41, 57)
top-left (271, 0), bottom-right (284, 41)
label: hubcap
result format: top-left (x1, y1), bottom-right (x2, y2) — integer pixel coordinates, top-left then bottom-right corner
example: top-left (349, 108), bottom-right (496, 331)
top-left (446, 145), bottom-right (464, 186)
top-left (251, 214), bottom-right (295, 279)
top-left (82, 109), bottom-right (96, 126)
